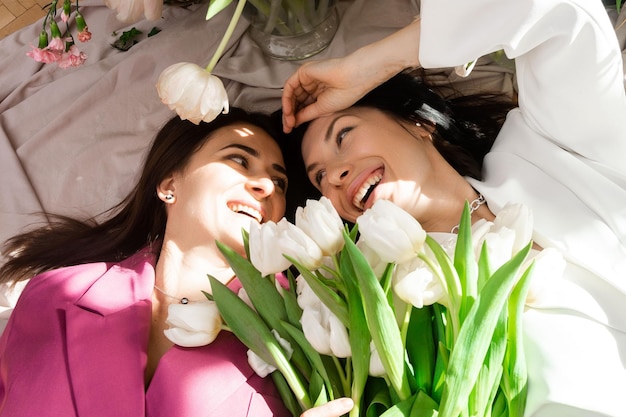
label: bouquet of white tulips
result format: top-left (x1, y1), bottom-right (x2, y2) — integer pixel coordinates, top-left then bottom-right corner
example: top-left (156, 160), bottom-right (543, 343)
top-left (207, 197), bottom-right (538, 417)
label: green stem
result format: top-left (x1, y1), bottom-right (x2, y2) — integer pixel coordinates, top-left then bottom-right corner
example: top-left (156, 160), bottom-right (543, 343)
top-left (205, 0), bottom-right (247, 73)
top-left (331, 355), bottom-right (350, 395)
top-left (399, 302), bottom-right (412, 348)
top-left (418, 253), bottom-right (461, 341)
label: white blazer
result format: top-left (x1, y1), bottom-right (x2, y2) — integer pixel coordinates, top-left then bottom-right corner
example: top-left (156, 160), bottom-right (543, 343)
top-left (420, 0), bottom-right (626, 415)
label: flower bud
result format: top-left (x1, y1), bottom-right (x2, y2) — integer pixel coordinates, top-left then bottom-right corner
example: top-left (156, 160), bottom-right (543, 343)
top-left (393, 257), bottom-right (447, 308)
top-left (75, 12), bottom-right (88, 32)
top-left (249, 221), bottom-right (293, 276)
top-left (357, 199), bottom-right (426, 264)
top-left (50, 20), bottom-right (62, 39)
top-left (37, 30), bottom-right (49, 49)
top-left (163, 301), bottom-right (222, 347)
top-left (62, 0), bottom-right (71, 22)
top-left (295, 197), bottom-right (344, 256)
top-left (156, 62), bottom-right (229, 125)
top-left (297, 276), bottom-right (351, 358)
top-left (246, 329), bottom-right (293, 378)
top-left (276, 218), bottom-right (323, 271)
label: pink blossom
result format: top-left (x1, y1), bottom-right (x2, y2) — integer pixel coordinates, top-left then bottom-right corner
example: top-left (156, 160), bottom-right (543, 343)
top-left (26, 45), bottom-right (61, 64)
top-left (58, 45), bottom-right (87, 68)
top-left (77, 27), bottom-right (92, 42)
top-left (61, 10), bottom-right (70, 22)
top-left (47, 37), bottom-right (66, 52)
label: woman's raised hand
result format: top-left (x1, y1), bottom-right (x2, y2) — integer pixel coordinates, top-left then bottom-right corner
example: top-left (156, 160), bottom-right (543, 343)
top-left (281, 18), bottom-right (422, 133)
top-left (281, 55), bottom-right (376, 133)
top-left (300, 398), bottom-right (354, 417)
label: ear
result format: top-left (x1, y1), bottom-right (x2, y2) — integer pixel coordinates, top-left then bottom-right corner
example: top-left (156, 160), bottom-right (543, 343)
top-left (157, 175), bottom-right (176, 204)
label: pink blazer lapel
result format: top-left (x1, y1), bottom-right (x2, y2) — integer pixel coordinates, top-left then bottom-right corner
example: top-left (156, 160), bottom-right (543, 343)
top-left (64, 250), bottom-right (155, 417)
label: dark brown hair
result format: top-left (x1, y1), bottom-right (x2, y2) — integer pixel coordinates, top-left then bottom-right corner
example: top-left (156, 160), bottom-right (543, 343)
top-left (0, 108), bottom-right (282, 284)
top-left (354, 69), bottom-right (515, 179)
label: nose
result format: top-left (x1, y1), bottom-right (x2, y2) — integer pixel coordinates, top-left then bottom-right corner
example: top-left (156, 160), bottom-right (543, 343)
top-left (327, 164), bottom-right (350, 187)
top-left (246, 176), bottom-right (275, 198)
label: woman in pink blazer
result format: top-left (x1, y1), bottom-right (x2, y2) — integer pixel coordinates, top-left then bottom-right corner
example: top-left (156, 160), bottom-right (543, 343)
top-left (0, 110), bottom-right (353, 417)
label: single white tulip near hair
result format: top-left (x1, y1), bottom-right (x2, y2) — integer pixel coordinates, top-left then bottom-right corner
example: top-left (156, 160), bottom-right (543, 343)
top-left (156, 62), bottom-right (229, 125)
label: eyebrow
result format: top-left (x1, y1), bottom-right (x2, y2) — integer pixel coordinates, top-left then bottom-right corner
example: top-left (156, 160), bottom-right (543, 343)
top-left (305, 114), bottom-right (346, 176)
top-left (221, 143), bottom-right (288, 176)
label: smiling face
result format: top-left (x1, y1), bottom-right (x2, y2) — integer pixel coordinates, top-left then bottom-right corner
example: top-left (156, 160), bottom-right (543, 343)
top-left (160, 122), bottom-right (287, 253)
top-left (301, 107), bottom-right (467, 229)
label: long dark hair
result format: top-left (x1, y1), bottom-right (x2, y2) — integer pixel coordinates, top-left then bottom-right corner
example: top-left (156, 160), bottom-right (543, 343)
top-left (354, 69), bottom-right (515, 179)
top-left (0, 108), bottom-right (282, 284)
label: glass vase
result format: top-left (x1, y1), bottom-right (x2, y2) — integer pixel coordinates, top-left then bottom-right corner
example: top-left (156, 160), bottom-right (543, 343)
top-left (243, 0), bottom-right (339, 61)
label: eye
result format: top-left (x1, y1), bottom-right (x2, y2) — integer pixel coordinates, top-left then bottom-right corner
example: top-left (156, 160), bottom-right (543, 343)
top-left (336, 127), bottom-right (352, 146)
top-left (314, 169), bottom-right (326, 187)
top-left (272, 176), bottom-right (288, 193)
top-left (227, 154), bottom-right (248, 168)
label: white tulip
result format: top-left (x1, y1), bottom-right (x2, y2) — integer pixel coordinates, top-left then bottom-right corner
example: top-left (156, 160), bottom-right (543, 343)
top-left (356, 239), bottom-right (389, 279)
top-left (156, 62), bottom-right (229, 125)
top-left (524, 248), bottom-right (566, 307)
top-left (357, 200), bottom-right (426, 264)
top-left (104, 0), bottom-right (162, 23)
top-left (296, 276), bottom-right (351, 358)
top-left (247, 329), bottom-right (293, 378)
top-left (492, 203), bottom-right (533, 254)
top-left (163, 301), bottom-right (222, 347)
top-left (249, 221), bottom-right (293, 277)
top-left (276, 218), bottom-right (324, 271)
top-left (295, 197), bottom-right (345, 256)
top-left (393, 257), bottom-right (447, 308)
top-left (471, 203), bottom-right (534, 270)
top-left (369, 341), bottom-right (386, 377)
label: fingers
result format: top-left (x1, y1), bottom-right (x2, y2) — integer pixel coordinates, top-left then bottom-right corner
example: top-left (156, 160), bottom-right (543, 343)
top-left (300, 398), bottom-right (354, 417)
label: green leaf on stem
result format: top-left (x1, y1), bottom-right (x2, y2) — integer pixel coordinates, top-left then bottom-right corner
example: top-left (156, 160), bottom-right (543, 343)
top-left (215, 241), bottom-right (311, 379)
top-left (455, 202), bottom-right (478, 321)
top-left (209, 275), bottom-right (312, 410)
top-left (281, 321), bottom-right (341, 401)
top-left (339, 245), bottom-right (372, 417)
top-left (406, 306), bottom-right (435, 395)
top-left (503, 261), bottom-right (534, 417)
top-left (206, 0), bottom-right (233, 20)
top-left (342, 231), bottom-right (411, 401)
top-left (438, 242), bottom-right (532, 417)
top-left (289, 256), bottom-right (350, 327)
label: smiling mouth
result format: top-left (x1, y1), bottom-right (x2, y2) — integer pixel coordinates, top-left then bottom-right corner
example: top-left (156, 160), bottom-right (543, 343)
top-left (228, 203), bottom-right (263, 223)
top-left (353, 173), bottom-right (382, 210)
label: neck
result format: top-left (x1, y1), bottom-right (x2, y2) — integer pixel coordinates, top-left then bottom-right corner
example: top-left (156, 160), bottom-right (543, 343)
top-left (154, 240), bottom-right (235, 304)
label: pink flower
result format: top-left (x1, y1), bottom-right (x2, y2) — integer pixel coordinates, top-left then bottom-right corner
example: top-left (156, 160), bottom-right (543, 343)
top-left (26, 45), bottom-right (61, 64)
top-left (61, 10), bottom-right (70, 22)
top-left (58, 45), bottom-right (87, 68)
top-left (47, 37), bottom-right (66, 52)
top-left (77, 27), bottom-right (92, 42)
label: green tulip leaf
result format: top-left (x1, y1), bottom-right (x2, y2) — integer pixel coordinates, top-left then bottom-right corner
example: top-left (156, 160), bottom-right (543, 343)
top-left (209, 275), bottom-right (312, 409)
top-left (438, 242), bottom-right (532, 417)
top-left (342, 231), bottom-right (411, 401)
top-left (206, 0), bottom-right (233, 20)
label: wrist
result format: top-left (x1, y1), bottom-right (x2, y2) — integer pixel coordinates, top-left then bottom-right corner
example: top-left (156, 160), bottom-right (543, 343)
top-left (352, 18), bottom-right (421, 86)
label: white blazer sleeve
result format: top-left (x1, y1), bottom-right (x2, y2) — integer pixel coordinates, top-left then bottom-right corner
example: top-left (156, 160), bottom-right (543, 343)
top-left (419, 0), bottom-right (626, 174)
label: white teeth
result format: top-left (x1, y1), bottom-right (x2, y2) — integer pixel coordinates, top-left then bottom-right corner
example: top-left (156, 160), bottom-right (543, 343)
top-left (353, 173), bottom-right (382, 209)
top-left (229, 203), bottom-right (262, 223)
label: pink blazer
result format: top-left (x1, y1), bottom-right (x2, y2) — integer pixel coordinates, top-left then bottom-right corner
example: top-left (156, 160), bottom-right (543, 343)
top-left (0, 249), bottom-right (288, 416)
